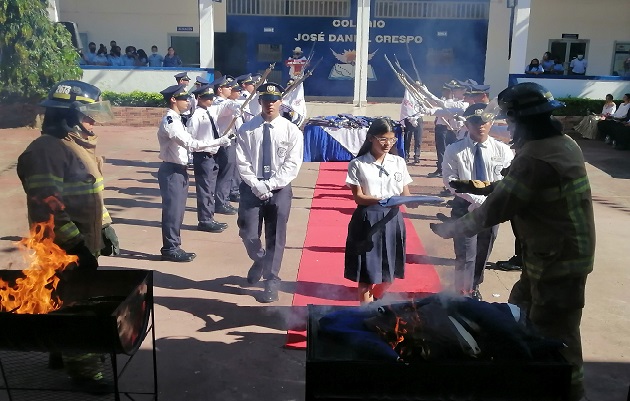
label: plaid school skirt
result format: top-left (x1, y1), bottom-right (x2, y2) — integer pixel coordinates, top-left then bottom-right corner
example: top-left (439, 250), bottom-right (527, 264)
top-left (344, 204), bottom-right (406, 284)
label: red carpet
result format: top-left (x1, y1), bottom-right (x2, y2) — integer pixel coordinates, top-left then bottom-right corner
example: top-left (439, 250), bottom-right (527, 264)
top-left (285, 162), bottom-right (442, 349)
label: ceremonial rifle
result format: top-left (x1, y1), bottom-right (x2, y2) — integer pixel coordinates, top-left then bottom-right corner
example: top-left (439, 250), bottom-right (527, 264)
top-left (405, 42), bottom-right (422, 83)
top-left (223, 62), bottom-right (275, 138)
top-left (385, 54), bottom-right (432, 109)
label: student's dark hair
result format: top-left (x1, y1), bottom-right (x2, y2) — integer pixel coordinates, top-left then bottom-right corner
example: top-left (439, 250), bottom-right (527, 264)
top-left (605, 94), bottom-right (614, 101)
top-left (355, 117), bottom-right (398, 158)
top-left (625, 93), bottom-right (630, 99)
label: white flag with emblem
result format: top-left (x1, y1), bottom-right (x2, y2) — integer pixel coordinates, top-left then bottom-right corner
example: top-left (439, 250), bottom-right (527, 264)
top-left (399, 89), bottom-right (418, 120)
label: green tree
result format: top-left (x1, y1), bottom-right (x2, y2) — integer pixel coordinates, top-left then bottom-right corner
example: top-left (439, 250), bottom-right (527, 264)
top-left (0, 0), bottom-right (81, 102)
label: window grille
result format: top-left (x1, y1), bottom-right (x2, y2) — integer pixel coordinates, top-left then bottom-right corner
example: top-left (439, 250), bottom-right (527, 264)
top-left (228, 0), bottom-right (351, 17)
top-left (374, 1), bottom-right (489, 19)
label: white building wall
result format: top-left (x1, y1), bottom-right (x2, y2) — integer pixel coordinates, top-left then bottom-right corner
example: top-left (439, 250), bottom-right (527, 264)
top-left (527, 0), bottom-right (630, 76)
top-left (484, 0), bottom-right (514, 97)
top-left (58, 0), bottom-right (199, 54)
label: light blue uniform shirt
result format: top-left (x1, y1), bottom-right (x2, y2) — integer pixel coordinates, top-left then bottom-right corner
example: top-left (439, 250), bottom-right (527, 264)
top-left (148, 53), bottom-right (164, 67)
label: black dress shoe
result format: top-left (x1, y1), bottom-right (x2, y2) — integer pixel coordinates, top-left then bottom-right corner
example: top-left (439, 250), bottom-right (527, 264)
top-left (215, 204), bottom-right (238, 215)
top-left (471, 287), bottom-right (483, 301)
top-left (247, 261), bottom-right (264, 285)
top-left (258, 281), bottom-right (279, 303)
top-left (427, 170), bottom-right (442, 178)
top-left (198, 220), bottom-right (227, 233)
top-left (229, 193), bottom-right (240, 202)
top-left (161, 249), bottom-right (195, 262)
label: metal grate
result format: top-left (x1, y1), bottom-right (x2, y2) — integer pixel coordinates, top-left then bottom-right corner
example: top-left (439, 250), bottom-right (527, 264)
top-left (374, 0), bottom-right (489, 19)
top-left (228, 0), bottom-right (351, 17)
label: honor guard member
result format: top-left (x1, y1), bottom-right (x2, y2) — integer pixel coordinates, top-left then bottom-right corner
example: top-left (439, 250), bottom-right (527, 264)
top-left (210, 75), bottom-right (243, 214)
top-left (228, 81), bottom-right (245, 202)
top-left (236, 73), bottom-right (259, 122)
top-left (17, 80), bottom-right (118, 270)
top-left (426, 80), bottom-right (469, 178)
top-left (188, 75), bottom-right (210, 115)
top-left (441, 103), bottom-right (513, 300)
top-left (174, 72), bottom-right (192, 124)
top-left (157, 84), bottom-right (224, 262)
top-left (187, 84), bottom-right (233, 233)
top-left (235, 82), bottom-right (303, 303)
top-left (431, 83), bottom-right (594, 401)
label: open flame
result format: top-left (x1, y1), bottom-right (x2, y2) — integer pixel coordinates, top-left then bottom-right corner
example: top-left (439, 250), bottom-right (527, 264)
top-left (0, 216), bottom-right (78, 314)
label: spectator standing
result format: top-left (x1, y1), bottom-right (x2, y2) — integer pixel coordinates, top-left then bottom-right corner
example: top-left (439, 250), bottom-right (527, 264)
top-left (121, 46), bottom-right (137, 66)
top-left (524, 58), bottom-right (544, 75)
top-left (84, 42), bottom-right (97, 65)
top-left (135, 49), bottom-right (148, 66)
top-left (552, 58), bottom-right (565, 75)
top-left (93, 45), bottom-right (109, 66)
top-left (163, 47), bottom-right (183, 67)
top-left (148, 45), bottom-right (164, 67)
top-left (109, 40), bottom-right (117, 53)
top-left (108, 46), bottom-right (125, 67)
top-left (541, 52), bottom-right (555, 73)
top-left (569, 55), bottom-right (587, 75)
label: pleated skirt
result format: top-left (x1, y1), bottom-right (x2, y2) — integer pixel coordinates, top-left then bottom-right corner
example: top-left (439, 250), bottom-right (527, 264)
top-left (344, 204), bottom-right (406, 284)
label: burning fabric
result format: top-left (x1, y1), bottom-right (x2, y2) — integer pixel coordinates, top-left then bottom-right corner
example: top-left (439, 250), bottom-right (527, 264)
top-left (318, 294), bottom-right (564, 363)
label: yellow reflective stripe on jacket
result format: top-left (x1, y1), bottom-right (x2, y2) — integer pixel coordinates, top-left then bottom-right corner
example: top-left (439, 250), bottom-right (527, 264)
top-left (525, 255), bottom-right (594, 280)
top-left (22, 174), bottom-right (64, 190)
top-left (62, 177), bottom-right (104, 196)
top-left (102, 208), bottom-right (110, 220)
top-left (56, 221), bottom-right (81, 242)
top-left (498, 175), bottom-right (532, 202)
top-left (537, 176), bottom-right (590, 202)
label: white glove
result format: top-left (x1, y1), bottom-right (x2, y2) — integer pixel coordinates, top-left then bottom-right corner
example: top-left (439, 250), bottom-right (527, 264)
top-left (251, 180), bottom-right (269, 198)
top-left (233, 108), bottom-right (242, 118)
top-left (409, 118), bottom-right (418, 127)
top-left (258, 192), bottom-right (272, 201)
top-left (218, 135), bottom-right (232, 147)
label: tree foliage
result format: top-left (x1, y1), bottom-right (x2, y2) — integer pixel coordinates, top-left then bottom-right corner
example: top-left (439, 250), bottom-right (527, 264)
top-left (0, 0), bottom-right (81, 103)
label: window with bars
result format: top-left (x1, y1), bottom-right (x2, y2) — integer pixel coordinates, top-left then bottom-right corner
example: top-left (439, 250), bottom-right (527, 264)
top-left (227, 0), bottom-right (351, 17)
top-left (374, 1), bottom-right (489, 20)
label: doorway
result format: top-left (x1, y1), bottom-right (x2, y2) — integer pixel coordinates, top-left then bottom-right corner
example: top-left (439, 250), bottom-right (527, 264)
top-left (170, 35), bottom-right (200, 67)
top-left (549, 39), bottom-right (589, 75)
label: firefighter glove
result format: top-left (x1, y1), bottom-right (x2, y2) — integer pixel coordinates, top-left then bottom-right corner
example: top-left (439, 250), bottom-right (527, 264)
top-left (430, 222), bottom-right (456, 239)
top-left (101, 225), bottom-right (120, 256)
top-left (67, 242), bottom-right (99, 270)
top-left (449, 179), bottom-right (494, 196)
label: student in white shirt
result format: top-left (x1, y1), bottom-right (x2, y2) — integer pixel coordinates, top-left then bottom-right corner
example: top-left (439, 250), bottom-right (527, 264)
top-left (442, 103), bottom-right (514, 300)
top-left (157, 84), bottom-right (226, 262)
top-left (187, 84), bottom-right (233, 234)
top-left (235, 82), bottom-right (303, 303)
top-left (344, 118), bottom-right (415, 304)
top-left (569, 55), bottom-right (587, 75)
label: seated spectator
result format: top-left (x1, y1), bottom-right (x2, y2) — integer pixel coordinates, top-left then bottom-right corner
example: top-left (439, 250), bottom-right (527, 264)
top-left (122, 46), bottom-right (137, 66)
top-left (524, 58), bottom-right (544, 75)
top-left (552, 58), bottom-right (565, 74)
top-left (135, 49), bottom-right (149, 66)
top-left (109, 46), bottom-right (125, 66)
top-left (541, 52), bottom-right (555, 73)
top-left (148, 45), bottom-right (163, 67)
top-left (574, 94), bottom-right (617, 139)
top-left (597, 94), bottom-right (630, 141)
top-left (163, 47), bottom-right (183, 67)
top-left (84, 42), bottom-right (97, 65)
top-left (569, 54), bottom-right (587, 75)
top-left (93, 45), bottom-right (110, 66)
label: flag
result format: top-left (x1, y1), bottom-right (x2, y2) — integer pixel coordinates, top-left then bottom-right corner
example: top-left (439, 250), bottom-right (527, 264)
top-left (282, 83), bottom-right (307, 126)
top-left (400, 89), bottom-right (419, 120)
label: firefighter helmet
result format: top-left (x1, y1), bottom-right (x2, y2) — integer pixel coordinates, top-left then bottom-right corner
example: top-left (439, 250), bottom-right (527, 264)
top-left (497, 82), bottom-right (564, 118)
top-left (40, 80), bottom-right (102, 108)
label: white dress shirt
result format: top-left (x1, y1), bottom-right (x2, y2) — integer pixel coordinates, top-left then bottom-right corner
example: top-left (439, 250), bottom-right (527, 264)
top-left (236, 114), bottom-right (303, 191)
top-left (346, 152), bottom-right (412, 199)
top-left (569, 58), bottom-right (587, 74)
top-left (442, 135), bottom-right (514, 210)
top-left (612, 102), bottom-right (630, 119)
top-left (211, 97), bottom-right (244, 137)
top-left (157, 109), bottom-right (217, 165)
top-left (186, 107), bottom-right (227, 154)
top-left (433, 98), bottom-right (469, 130)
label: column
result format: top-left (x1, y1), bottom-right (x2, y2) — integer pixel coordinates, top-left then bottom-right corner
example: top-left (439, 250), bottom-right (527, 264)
top-left (508, 0), bottom-right (531, 75)
top-left (353, 0), bottom-right (370, 106)
top-left (199, 0), bottom-right (215, 69)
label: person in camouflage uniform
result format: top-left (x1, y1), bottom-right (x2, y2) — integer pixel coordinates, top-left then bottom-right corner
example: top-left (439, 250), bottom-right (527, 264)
top-left (431, 82), bottom-right (595, 401)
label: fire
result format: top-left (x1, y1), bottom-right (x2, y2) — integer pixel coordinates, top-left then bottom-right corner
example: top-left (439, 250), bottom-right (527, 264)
top-left (0, 216), bottom-right (78, 314)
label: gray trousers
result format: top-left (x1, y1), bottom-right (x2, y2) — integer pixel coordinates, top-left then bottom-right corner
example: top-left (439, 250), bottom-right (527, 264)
top-left (237, 182), bottom-right (292, 282)
top-left (214, 145), bottom-right (236, 208)
top-left (451, 199), bottom-right (498, 293)
top-left (158, 162), bottom-right (189, 254)
top-left (192, 152), bottom-right (219, 223)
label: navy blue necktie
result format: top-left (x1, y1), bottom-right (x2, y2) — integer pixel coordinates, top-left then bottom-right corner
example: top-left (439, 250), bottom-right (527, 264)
top-left (474, 143), bottom-right (488, 181)
top-left (262, 123), bottom-right (272, 179)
